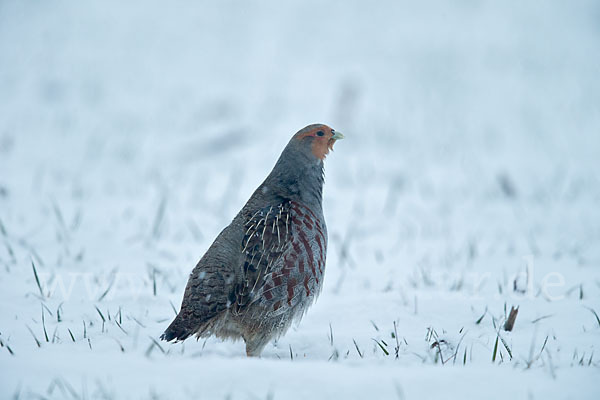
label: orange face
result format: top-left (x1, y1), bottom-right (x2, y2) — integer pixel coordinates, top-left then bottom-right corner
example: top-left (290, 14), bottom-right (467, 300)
top-left (294, 124), bottom-right (343, 160)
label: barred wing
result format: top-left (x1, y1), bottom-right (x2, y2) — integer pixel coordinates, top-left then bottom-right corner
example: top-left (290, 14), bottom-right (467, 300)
top-left (234, 200), bottom-right (327, 317)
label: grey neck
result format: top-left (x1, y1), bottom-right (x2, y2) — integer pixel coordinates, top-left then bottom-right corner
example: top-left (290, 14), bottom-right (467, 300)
top-left (261, 144), bottom-right (325, 212)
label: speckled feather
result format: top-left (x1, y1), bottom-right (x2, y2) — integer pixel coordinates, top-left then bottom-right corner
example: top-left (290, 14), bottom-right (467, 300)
top-left (235, 200), bottom-right (326, 316)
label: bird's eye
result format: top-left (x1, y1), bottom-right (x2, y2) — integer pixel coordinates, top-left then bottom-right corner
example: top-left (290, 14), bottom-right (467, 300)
top-left (316, 131), bottom-right (325, 137)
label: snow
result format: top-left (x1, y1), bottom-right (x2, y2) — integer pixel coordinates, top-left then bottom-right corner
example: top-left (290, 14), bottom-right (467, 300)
top-left (1, 0), bottom-right (599, 398)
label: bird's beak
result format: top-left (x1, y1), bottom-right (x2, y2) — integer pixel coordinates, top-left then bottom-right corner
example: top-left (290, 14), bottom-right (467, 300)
top-left (332, 131), bottom-right (344, 141)
top-left (327, 131), bottom-right (344, 154)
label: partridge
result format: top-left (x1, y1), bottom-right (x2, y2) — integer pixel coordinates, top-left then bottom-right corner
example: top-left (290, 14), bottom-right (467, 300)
top-left (161, 124), bottom-right (344, 356)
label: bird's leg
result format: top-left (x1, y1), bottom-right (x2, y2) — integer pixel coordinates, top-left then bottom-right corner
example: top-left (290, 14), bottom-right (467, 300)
top-left (246, 348), bottom-right (259, 357)
top-left (244, 335), bottom-right (269, 357)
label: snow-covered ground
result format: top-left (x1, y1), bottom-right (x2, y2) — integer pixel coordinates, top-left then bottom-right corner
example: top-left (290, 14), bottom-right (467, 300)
top-left (1, 0), bottom-right (599, 398)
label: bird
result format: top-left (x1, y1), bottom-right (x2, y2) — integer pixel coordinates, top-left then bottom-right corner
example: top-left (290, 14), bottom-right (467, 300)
top-left (160, 123), bottom-right (344, 356)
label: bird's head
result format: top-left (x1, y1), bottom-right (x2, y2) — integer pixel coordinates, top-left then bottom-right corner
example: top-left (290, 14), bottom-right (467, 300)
top-left (291, 123), bottom-right (344, 161)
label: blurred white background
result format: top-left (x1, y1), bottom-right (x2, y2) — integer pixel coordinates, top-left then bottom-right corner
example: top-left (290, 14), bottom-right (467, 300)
top-left (1, 1), bottom-right (599, 399)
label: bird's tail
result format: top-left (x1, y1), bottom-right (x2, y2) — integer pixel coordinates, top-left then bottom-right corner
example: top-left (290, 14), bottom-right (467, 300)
top-left (160, 313), bottom-right (195, 342)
